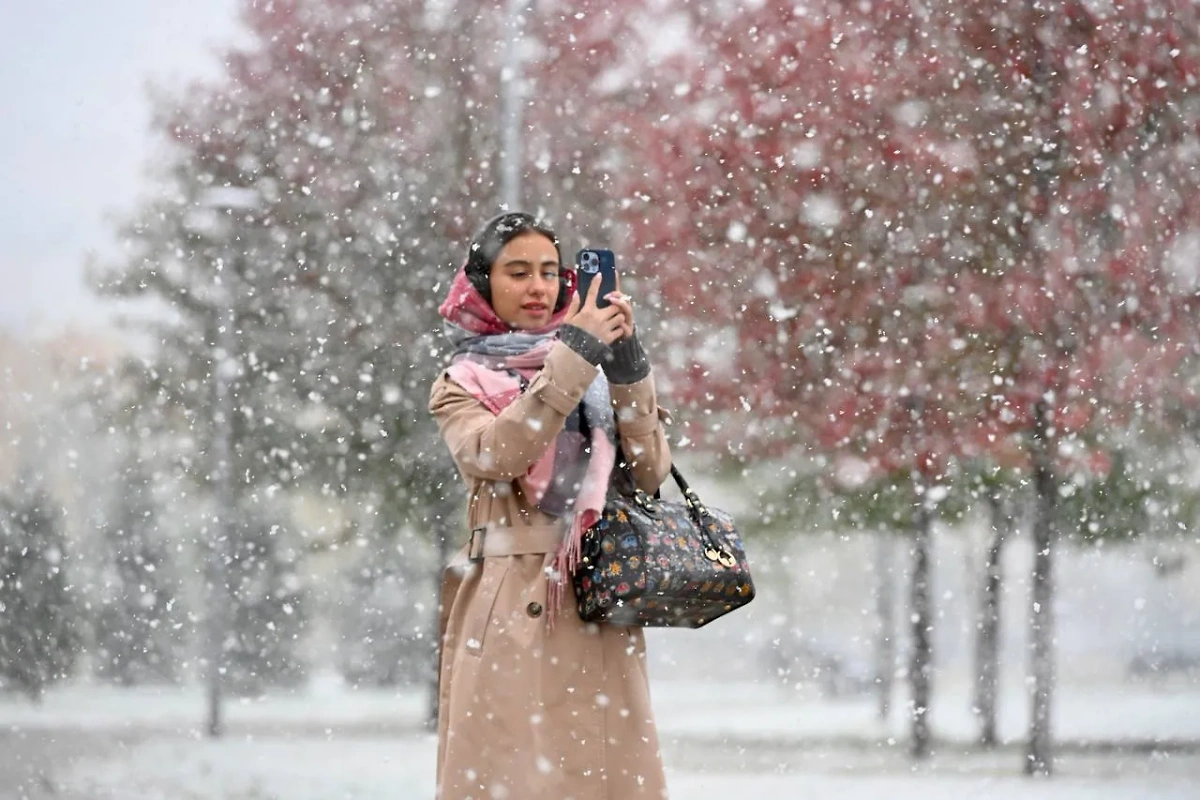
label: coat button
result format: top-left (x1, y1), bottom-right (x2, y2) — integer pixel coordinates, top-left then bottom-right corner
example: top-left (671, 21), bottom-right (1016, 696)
top-left (526, 601), bottom-right (544, 618)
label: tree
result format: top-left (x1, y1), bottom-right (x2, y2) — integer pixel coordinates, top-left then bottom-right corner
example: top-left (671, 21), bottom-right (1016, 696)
top-left (92, 449), bottom-right (185, 685)
top-left (969, 467), bottom-right (1023, 748)
top-left (225, 506), bottom-right (308, 694)
top-left (0, 474), bottom-right (81, 700)
top-left (335, 532), bottom-right (431, 688)
top-left (951, 2), bottom-right (1200, 773)
top-left (620, 0), bottom-right (1200, 771)
top-left (99, 0), bottom-right (472, 519)
top-left (96, 0), bottom-right (503, 709)
top-left (522, 1), bottom-right (663, 244)
top-left (619, 0), bottom-right (986, 758)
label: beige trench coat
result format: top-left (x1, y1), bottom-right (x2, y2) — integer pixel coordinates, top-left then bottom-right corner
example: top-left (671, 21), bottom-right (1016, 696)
top-left (428, 340), bottom-right (672, 800)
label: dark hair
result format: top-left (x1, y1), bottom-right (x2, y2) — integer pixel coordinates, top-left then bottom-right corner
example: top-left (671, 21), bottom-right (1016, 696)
top-left (465, 212), bottom-right (570, 313)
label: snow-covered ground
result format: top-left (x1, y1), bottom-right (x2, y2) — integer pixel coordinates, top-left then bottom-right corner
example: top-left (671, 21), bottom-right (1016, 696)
top-left (3, 674), bottom-right (1199, 799)
top-left (4, 500), bottom-right (1198, 799)
top-left (5, 671), bottom-right (1198, 744)
top-left (44, 734), bottom-right (1200, 800)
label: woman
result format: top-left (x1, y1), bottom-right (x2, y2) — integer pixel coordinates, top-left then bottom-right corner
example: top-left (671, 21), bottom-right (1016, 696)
top-left (428, 212), bottom-right (673, 800)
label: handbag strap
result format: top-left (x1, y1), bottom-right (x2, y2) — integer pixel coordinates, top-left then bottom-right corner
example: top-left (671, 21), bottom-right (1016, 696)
top-left (659, 463), bottom-right (704, 506)
top-left (668, 463), bottom-right (697, 500)
top-left (634, 463), bottom-right (737, 567)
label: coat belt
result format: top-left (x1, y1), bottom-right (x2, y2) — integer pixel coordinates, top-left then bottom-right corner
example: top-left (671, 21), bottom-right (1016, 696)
top-left (467, 524), bottom-right (564, 561)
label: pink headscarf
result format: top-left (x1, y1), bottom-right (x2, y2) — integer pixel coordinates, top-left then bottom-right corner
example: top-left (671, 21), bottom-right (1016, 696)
top-left (437, 266), bottom-right (577, 337)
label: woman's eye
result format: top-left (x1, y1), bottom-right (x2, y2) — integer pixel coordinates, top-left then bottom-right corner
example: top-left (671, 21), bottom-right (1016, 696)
top-left (543, 271), bottom-right (560, 280)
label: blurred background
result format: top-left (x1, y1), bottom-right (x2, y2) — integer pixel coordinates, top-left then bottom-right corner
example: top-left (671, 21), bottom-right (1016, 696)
top-left (2, 1), bottom-right (1200, 797)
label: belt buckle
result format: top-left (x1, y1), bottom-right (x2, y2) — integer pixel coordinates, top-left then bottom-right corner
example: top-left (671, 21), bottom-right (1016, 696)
top-left (468, 527), bottom-right (487, 563)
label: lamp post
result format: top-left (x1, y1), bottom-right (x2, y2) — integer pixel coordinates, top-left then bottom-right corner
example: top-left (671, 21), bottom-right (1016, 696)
top-left (208, 268), bottom-right (235, 738)
top-left (499, 0), bottom-right (531, 208)
top-left (188, 186), bottom-right (259, 738)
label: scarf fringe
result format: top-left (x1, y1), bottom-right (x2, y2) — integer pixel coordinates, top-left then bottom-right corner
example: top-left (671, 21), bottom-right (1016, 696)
top-left (547, 512), bottom-right (587, 629)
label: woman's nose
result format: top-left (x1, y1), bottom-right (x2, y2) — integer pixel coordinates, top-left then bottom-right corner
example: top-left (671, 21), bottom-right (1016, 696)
top-left (530, 274), bottom-right (555, 295)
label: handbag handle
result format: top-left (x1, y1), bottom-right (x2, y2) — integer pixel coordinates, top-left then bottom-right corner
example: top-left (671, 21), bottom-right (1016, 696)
top-left (651, 464), bottom-right (706, 516)
top-left (660, 464), bottom-right (736, 567)
top-left (668, 464), bottom-right (702, 507)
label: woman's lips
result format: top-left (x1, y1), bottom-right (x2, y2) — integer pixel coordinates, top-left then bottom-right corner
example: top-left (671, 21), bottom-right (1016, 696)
top-left (523, 304), bottom-right (548, 314)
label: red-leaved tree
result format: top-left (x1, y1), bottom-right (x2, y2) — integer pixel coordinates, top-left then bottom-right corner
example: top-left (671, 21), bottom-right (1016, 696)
top-left (617, 0), bottom-right (1200, 772)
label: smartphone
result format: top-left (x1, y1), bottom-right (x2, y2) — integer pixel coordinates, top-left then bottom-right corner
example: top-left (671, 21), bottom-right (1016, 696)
top-left (575, 248), bottom-right (618, 309)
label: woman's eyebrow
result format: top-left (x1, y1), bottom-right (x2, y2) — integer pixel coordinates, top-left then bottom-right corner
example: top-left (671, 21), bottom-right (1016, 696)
top-left (502, 258), bottom-right (560, 268)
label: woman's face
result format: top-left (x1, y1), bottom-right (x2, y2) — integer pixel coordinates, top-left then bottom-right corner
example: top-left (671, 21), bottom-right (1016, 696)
top-left (489, 231), bottom-right (561, 330)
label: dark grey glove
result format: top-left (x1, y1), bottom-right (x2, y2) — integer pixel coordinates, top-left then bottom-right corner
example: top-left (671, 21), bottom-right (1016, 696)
top-left (558, 324), bottom-right (611, 366)
top-left (603, 332), bottom-right (651, 384)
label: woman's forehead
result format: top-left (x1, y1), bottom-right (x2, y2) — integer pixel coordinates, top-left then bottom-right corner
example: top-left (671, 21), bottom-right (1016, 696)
top-left (500, 233), bottom-right (559, 261)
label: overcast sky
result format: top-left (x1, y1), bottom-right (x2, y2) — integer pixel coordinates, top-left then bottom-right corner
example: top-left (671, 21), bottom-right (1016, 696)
top-left (0, 0), bottom-right (244, 338)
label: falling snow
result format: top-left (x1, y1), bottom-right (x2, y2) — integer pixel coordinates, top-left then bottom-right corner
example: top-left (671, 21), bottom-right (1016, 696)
top-left (4, 0), bottom-right (1200, 798)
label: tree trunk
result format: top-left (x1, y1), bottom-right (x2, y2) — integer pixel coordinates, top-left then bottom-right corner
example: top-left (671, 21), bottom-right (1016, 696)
top-left (909, 502), bottom-right (934, 759)
top-left (974, 491), bottom-right (1007, 747)
top-left (875, 532), bottom-right (895, 722)
top-left (1025, 400), bottom-right (1056, 776)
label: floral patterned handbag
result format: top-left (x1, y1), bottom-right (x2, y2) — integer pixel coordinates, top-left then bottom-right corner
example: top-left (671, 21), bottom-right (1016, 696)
top-left (573, 465), bottom-right (755, 627)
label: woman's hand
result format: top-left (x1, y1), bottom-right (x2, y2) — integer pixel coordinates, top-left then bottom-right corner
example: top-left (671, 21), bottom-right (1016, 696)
top-left (605, 290), bottom-right (635, 340)
top-left (565, 277), bottom-right (628, 345)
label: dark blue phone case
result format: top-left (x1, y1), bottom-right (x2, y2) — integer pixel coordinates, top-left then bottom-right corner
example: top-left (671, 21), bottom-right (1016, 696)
top-left (575, 248), bottom-right (618, 308)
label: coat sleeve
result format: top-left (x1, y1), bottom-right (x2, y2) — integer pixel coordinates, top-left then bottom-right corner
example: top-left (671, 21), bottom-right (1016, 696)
top-left (428, 341), bottom-right (600, 481)
top-left (609, 370), bottom-right (672, 494)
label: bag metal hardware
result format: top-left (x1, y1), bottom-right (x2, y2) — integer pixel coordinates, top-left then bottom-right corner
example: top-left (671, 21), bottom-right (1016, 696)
top-left (635, 491), bottom-right (659, 514)
top-left (468, 527), bottom-right (487, 563)
top-left (703, 545), bottom-right (737, 568)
